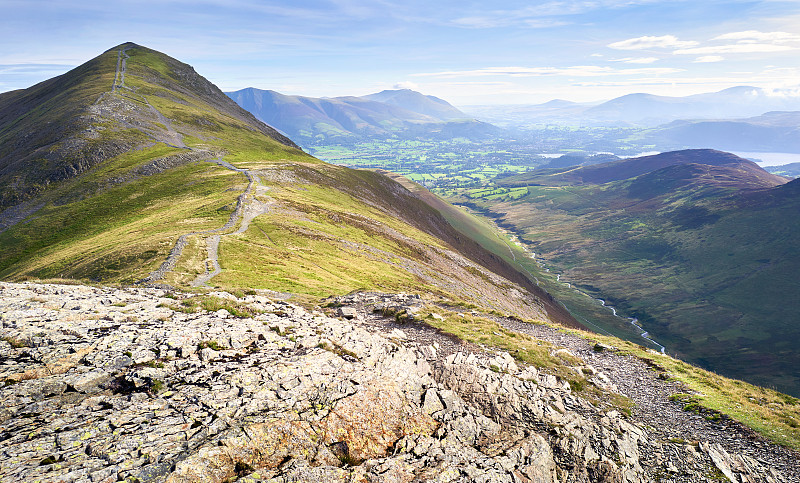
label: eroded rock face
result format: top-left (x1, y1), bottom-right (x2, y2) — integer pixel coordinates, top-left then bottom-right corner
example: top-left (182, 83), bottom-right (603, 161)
top-left (0, 282), bottom-right (790, 482)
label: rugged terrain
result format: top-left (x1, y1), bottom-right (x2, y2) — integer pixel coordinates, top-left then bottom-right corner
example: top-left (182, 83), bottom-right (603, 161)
top-left (456, 149), bottom-right (800, 395)
top-left (0, 43), bottom-right (574, 329)
top-left (3, 43), bottom-right (800, 482)
top-left (2, 281), bottom-right (798, 482)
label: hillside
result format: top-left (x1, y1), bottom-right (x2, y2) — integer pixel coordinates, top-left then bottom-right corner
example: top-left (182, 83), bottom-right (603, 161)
top-left (0, 42), bottom-right (577, 329)
top-left (500, 149), bottom-right (788, 187)
top-left (0, 44), bottom-right (295, 213)
top-left (226, 87), bottom-right (499, 145)
top-left (766, 162), bottom-right (800, 178)
top-left (458, 149), bottom-right (800, 396)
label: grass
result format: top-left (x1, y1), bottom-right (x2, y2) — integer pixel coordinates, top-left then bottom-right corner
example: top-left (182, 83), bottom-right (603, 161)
top-left (160, 294), bottom-right (263, 318)
top-left (0, 161), bottom-right (239, 283)
top-left (452, 167), bottom-right (800, 397)
top-left (1, 335), bottom-right (30, 349)
top-left (198, 340), bottom-right (228, 351)
top-left (417, 305), bottom-right (634, 414)
top-left (584, 330), bottom-right (800, 450)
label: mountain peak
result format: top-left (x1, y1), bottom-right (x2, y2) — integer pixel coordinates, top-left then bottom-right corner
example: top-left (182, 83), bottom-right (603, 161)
top-left (0, 43), bottom-right (298, 211)
top-left (363, 88), bottom-right (466, 120)
top-left (106, 41), bottom-right (142, 52)
top-left (499, 149), bottom-right (789, 188)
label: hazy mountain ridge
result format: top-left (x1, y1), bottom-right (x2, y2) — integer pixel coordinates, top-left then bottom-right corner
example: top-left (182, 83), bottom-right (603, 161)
top-left (500, 149), bottom-right (788, 187)
top-left (226, 87), bottom-right (500, 144)
top-left (464, 86), bottom-right (800, 128)
top-left (644, 110), bottom-right (800, 153)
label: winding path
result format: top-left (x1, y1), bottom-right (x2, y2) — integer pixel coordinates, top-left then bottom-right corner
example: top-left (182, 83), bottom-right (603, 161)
top-left (104, 45), bottom-right (272, 288)
top-left (139, 158), bottom-right (271, 287)
top-left (189, 162), bottom-right (271, 287)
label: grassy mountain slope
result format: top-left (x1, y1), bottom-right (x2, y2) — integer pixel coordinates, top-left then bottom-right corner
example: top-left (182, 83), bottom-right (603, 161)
top-left (226, 87), bottom-right (499, 145)
top-left (458, 149), bottom-right (800, 395)
top-left (0, 43), bottom-right (576, 326)
top-left (3, 44), bottom-right (800, 453)
top-left (0, 43), bottom-right (294, 212)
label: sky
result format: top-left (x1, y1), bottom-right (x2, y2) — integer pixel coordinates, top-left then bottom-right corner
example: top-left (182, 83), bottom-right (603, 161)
top-left (2, 0), bottom-right (800, 105)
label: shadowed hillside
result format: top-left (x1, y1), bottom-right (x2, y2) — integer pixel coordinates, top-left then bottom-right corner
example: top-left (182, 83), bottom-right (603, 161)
top-left (458, 149), bottom-right (800, 395)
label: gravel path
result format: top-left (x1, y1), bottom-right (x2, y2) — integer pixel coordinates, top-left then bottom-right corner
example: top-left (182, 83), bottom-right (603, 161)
top-left (189, 163), bottom-right (272, 287)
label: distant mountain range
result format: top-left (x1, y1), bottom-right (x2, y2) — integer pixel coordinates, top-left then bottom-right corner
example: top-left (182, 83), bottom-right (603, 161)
top-left (226, 87), bottom-right (499, 144)
top-left (463, 86), bottom-right (800, 128)
top-left (644, 110), bottom-right (800, 154)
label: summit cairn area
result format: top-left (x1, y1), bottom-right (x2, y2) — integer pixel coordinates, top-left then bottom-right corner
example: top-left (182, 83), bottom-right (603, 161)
top-left (0, 282), bottom-right (795, 482)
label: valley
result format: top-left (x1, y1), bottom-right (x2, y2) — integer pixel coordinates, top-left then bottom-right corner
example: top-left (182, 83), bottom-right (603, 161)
top-left (2, 41), bottom-right (800, 481)
top-left (451, 150), bottom-right (800, 396)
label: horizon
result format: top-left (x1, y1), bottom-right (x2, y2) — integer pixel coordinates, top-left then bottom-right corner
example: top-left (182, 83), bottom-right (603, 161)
top-left (2, 1), bottom-right (800, 105)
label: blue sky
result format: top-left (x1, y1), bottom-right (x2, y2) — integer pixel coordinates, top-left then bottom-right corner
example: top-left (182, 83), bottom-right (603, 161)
top-left (2, 0), bottom-right (799, 104)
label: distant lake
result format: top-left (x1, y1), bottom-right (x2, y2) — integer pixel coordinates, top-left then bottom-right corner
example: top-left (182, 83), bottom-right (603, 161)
top-left (730, 151), bottom-right (800, 167)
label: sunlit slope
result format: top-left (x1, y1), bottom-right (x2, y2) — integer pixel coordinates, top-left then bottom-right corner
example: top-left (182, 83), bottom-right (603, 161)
top-left (0, 43), bottom-right (569, 323)
top-left (459, 149), bottom-right (800, 395)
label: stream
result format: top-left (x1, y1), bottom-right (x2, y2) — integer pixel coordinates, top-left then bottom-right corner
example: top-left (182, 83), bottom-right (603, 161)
top-left (497, 226), bottom-right (667, 353)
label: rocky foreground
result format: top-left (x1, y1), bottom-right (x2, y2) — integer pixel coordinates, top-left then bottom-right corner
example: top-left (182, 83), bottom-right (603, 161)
top-left (0, 282), bottom-right (795, 482)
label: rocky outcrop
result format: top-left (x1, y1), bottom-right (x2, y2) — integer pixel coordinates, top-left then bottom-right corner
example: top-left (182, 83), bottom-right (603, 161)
top-left (0, 282), bottom-right (793, 482)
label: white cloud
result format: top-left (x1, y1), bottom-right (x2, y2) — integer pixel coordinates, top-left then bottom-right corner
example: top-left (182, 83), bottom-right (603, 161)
top-left (674, 43), bottom-right (795, 55)
top-left (713, 31), bottom-right (800, 43)
top-left (616, 57), bottom-right (659, 64)
top-left (450, 15), bottom-right (567, 29)
top-left (762, 86), bottom-right (800, 98)
top-left (411, 65), bottom-right (682, 78)
top-left (693, 56), bottom-right (724, 63)
top-left (393, 81), bottom-right (419, 90)
top-left (608, 35), bottom-right (698, 50)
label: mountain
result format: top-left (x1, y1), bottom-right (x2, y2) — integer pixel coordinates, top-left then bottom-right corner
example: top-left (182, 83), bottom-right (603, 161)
top-left (226, 87), bottom-right (499, 144)
top-left (0, 42), bottom-right (577, 329)
top-left (460, 149), bottom-right (800, 395)
top-left (766, 161), bottom-right (800, 178)
top-left (2, 45), bottom-right (800, 476)
top-left (0, 46), bottom-right (294, 213)
top-left (644, 111), bottom-right (800, 153)
top-left (584, 87), bottom-right (800, 126)
top-left (502, 149), bottom-right (788, 186)
top-left (362, 88), bottom-right (467, 120)
top-left (463, 86), bottom-right (800, 128)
